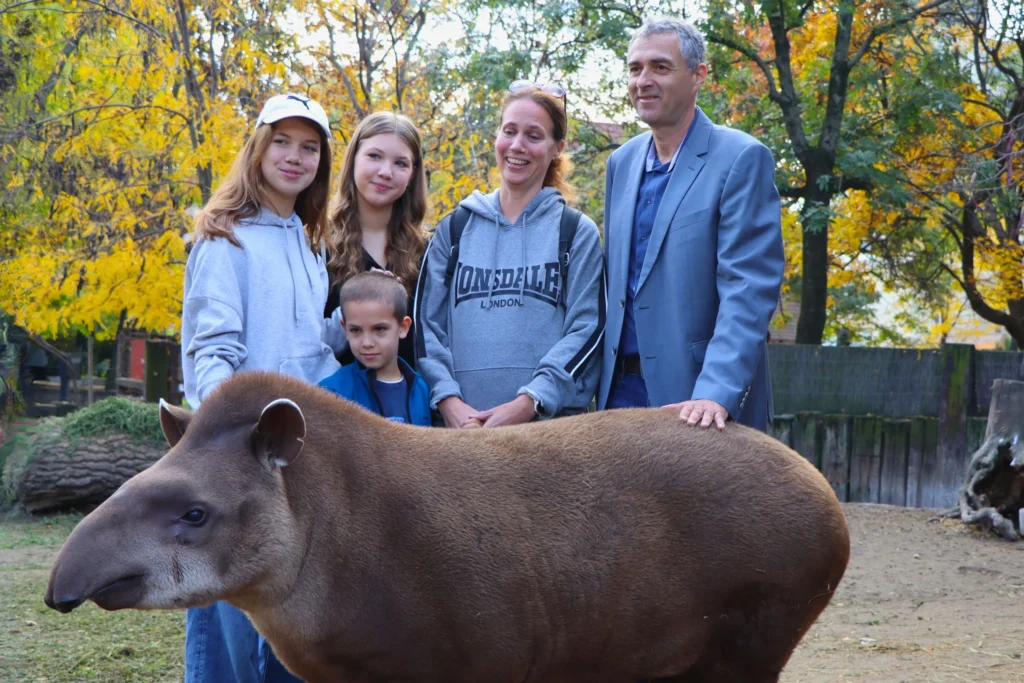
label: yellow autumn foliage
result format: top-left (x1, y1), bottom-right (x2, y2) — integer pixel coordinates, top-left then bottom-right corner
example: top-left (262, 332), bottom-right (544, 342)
top-left (1, 0), bottom-right (497, 343)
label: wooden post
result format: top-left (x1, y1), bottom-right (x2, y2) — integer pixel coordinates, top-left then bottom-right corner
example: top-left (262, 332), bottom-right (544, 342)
top-left (86, 335), bottom-right (94, 406)
top-left (770, 415), bottom-right (794, 449)
top-left (144, 341), bottom-right (169, 403)
top-left (791, 413), bottom-right (821, 470)
top-left (879, 420), bottom-right (910, 506)
top-left (821, 416), bottom-right (851, 502)
top-left (932, 343), bottom-right (975, 508)
top-left (849, 417), bottom-right (882, 503)
top-left (907, 417), bottom-right (938, 508)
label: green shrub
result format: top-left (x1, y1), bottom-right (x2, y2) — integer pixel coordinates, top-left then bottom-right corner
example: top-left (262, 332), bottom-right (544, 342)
top-left (60, 397), bottom-right (165, 444)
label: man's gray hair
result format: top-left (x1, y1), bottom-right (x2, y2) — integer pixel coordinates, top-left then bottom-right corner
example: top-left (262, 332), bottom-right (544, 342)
top-left (629, 16), bottom-right (707, 72)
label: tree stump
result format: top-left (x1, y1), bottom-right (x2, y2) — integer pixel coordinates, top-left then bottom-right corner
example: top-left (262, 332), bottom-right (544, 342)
top-left (942, 379), bottom-right (1024, 540)
top-left (2, 422), bottom-right (166, 514)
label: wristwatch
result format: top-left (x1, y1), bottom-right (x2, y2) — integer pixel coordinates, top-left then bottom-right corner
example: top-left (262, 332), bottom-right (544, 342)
top-left (531, 396), bottom-right (547, 418)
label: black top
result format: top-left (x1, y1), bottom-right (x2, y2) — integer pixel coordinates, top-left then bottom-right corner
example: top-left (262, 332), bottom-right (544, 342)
top-left (324, 249), bottom-right (417, 368)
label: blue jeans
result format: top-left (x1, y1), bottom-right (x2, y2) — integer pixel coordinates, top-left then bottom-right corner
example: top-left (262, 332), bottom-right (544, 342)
top-left (607, 370), bottom-right (649, 409)
top-left (185, 601), bottom-right (304, 682)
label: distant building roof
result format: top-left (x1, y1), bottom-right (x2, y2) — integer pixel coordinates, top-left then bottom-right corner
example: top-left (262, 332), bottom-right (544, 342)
top-left (769, 295), bottom-right (799, 344)
top-left (590, 121), bottom-right (625, 142)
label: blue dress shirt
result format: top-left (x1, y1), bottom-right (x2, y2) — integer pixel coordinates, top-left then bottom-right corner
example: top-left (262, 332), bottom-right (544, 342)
top-left (618, 126), bottom-right (692, 360)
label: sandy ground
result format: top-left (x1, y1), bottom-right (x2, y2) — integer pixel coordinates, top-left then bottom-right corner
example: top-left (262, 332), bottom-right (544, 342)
top-left (782, 504), bottom-right (1024, 683)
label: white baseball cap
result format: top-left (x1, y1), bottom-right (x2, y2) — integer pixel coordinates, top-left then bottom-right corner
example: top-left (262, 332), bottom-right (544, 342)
top-left (256, 94), bottom-right (331, 138)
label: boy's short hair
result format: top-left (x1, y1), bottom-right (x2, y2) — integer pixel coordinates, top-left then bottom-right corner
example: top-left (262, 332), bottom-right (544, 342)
top-left (339, 271), bottom-right (408, 320)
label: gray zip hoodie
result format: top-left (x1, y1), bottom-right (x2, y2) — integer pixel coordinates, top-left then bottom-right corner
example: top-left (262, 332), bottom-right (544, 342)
top-left (181, 208), bottom-right (343, 408)
top-left (414, 187), bottom-right (604, 416)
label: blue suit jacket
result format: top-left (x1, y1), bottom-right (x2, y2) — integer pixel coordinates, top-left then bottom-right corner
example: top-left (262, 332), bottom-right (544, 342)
top-left (598, 108), bottom-right (784, 431)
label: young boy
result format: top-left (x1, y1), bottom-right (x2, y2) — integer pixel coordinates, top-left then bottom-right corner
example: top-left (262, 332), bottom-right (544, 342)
top-left (319, 271), bottom-right (431, 425)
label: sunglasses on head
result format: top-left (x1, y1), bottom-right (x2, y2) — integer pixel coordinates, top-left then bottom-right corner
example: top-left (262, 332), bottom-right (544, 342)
top-left (509, 79), bottom-right (570, 122)
top-left (509, 79), bottom-right (567, 99)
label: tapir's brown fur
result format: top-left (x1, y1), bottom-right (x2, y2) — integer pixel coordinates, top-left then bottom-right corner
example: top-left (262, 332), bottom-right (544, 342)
top-left (46, 371), bottom-right (850, 683)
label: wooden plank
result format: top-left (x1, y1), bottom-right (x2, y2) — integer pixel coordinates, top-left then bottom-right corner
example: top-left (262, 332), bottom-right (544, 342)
top-left (907, 418), bottom-right (924, 508)
top-left (770, 415), bottom-right (795, 448)
top-left (965, 417), bottom-right (988, 460)
top-left (791, 413), bottom-right (821, 470)
top-left (907, 417), bottom-right (939, 508)
top-left (880, 420), bottom-right (910, 506)
top-left (849, 417), bottom-right (883, 503)
top-left (932, 343), bottom-right (974, 508)
top-left (820, 416), bottom-right (851, 502)
top-left (767, 346), bottom-right (944, 418)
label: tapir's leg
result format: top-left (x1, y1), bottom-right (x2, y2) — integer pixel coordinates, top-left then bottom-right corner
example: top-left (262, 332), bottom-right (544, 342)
top-left (651, 590), bottom-right (821, 683)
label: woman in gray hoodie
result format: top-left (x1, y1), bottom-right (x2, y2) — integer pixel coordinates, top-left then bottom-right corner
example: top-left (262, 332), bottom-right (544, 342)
top-left (415, 83), bottom-right (605, 428)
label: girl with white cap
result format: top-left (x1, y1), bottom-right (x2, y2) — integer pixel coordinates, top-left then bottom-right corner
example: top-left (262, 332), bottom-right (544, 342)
top-left (179, 93), bottom-right (340, 682)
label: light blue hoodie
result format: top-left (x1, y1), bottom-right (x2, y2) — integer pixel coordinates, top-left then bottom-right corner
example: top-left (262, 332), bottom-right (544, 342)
top-left (414, 187), bottom-right (605, 416)
top-left (181, 208), bottom-right (343, 408)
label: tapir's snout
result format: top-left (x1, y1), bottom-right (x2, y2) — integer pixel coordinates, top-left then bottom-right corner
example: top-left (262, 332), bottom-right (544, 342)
top-left (44, 589), bottom-right (84, 614)
top-left (45, 567), bottom-right (147, 613)
top-left (44, 485), bottom-right (155, 615)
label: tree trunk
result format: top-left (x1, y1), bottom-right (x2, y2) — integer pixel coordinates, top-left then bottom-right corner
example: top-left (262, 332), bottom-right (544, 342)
top-left (105, 309), bottom-right (127, 393)
top-left (796, 182), bottom-right (832, 345)
top-left (985, 379), bottom-right (1024, 446)
top-left (4, 429), bottom-right (165, 514)
top-left (941, 379), bottom-right (1024, 540)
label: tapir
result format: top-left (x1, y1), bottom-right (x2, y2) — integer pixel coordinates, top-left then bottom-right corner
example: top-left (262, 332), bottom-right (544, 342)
top-left (45, 371), bottom-right (849, 683)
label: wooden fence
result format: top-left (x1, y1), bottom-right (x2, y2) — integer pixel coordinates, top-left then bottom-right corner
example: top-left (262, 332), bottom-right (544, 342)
top-left (764, 343), bottom-right (1023, 508)
top-left (768, 343), bottom-right (1022, 417)
top-left (768, 413), bottom-right (988, 508)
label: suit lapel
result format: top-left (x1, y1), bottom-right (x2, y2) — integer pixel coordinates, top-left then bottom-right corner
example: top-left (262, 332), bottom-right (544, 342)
top-left (636, 109), bottom-right (712, 294)
top-left (615, 134), bottom-right (650, 291)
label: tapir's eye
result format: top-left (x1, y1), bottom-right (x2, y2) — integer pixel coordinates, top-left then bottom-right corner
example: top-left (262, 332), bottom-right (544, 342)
top-left (181, 509), bottom-right (207, 526)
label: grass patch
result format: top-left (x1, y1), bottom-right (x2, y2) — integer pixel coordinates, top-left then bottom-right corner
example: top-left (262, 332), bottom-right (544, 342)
top-left (0, 512), bottom-right (81, 549)
top-left (60, 397), bottom-right (165, 444)
top-left (0, 513), bottom-right (184, 682)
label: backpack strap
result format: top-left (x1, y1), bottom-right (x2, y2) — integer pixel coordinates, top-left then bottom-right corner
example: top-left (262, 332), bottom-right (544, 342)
top-left (441, 204), bottom-right (580, 305)
top-left (443, 206), bottom-right (472, 288)
top-left (557, 207), bottom-right (582, 306)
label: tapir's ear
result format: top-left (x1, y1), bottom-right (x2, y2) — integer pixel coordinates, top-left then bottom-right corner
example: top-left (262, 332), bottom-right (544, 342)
top-left (251, 398), bottom-right (306, 469)
top-left (159, 398), bottom-right (193, 448)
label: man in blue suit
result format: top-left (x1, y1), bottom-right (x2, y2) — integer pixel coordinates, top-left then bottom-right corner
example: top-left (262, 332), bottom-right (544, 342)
top-left (599, 16), bottom-right (784, 431)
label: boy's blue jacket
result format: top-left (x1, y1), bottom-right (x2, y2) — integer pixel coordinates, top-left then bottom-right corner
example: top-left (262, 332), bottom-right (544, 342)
top-left (318, 357), bottom-right (432, 426)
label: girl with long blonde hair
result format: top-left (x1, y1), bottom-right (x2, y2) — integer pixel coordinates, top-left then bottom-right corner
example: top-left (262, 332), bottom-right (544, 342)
top-left (325, 111), bottom-right (428, 366)
top-left (181, 93), bottom-right (341, 683)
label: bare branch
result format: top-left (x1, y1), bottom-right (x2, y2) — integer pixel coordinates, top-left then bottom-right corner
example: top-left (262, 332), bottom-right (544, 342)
top-left (26, 103), bottom-right (191, 128)
top-left (31, 17), bottom-right (92, 114)
top-left (849, 0), bottom-right (950, 69)
top-left (322, 18), bottom-right (367, 118)
top-left (763, 3), bottom-right (813, 163)
top-left (962, 97), bottom-right (1006, 117)
top-left (705, 33), bottom-right (782, 102)
top-left (76, 0), bottom-right (166, 39)
top-left (0, 0), bottom-right (52, 13)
